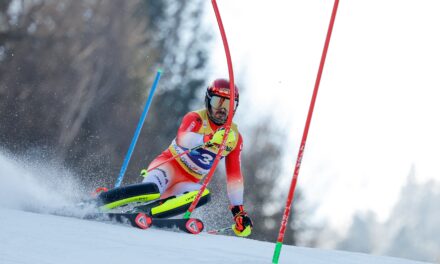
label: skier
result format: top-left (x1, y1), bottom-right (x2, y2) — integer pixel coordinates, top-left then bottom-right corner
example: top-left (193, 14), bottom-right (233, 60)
top-left (139, 78), bottom-right (253, 237)
top-left (95, 79), bottom-right (252, 236)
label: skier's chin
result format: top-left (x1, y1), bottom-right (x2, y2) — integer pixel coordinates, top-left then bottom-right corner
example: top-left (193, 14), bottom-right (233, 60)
top-left (214, 114), bottom-right (227, 123)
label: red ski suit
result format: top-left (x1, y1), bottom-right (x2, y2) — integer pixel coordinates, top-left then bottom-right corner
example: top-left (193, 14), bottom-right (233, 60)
top-left (143, 109), bottom-right (244, 206)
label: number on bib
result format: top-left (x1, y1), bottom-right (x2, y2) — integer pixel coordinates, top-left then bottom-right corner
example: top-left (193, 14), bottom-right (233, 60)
top-left (198, 153), bottom-right (214, 165)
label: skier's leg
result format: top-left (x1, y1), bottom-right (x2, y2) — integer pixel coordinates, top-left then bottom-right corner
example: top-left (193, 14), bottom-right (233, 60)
top-left (131, 152), bottom-right (210, 217)
top-left (141, 167), bottom-right (172, 195)
top-left (162, 181), bottom-right (202, 197)
top-left (148, 181), bottom-right (211, 218)
top-left (96, 182), bottom-right (161, 210)
top-left (96, 152), bottom-right (180, 211)
top-left (141, 150), bottom-right (183, 195)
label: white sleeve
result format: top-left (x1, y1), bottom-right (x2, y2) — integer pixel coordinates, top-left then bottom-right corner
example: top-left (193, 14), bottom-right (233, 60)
top-left (177, 132), bottom-right (204, 149)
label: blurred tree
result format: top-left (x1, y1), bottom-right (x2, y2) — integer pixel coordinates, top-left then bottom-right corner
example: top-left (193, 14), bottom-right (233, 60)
top-left (120, 0), bottom-right (210, 184)
top-left (0, 0), bottom-right (209, 188)
top-left (239, 118), bottom-right (304, 245)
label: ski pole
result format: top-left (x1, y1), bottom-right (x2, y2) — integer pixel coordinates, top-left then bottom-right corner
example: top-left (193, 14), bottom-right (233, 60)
top-left (272, 1), bottom-right (340, 263)
top-left (207, 226), bottom-right (232, 235)
top-left (114, 69), bottom-right (162, 188)
top-left (183, 0), bottom-right (236, 220)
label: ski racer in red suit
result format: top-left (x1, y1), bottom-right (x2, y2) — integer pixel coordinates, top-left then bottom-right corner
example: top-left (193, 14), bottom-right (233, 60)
top-left (140, 79), bottom-right (253, 237)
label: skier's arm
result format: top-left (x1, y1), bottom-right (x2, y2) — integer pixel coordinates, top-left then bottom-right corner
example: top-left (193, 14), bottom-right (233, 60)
top-left (225, 134), bottom-right (253, 237)
top-left (175, 112), bottom-right (210, 149)
top-left (176, 112), bottom-right (233, 149)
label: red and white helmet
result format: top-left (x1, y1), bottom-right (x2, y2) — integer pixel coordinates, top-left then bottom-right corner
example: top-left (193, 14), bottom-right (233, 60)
top-left (205, 79), bottom-right (239, 125)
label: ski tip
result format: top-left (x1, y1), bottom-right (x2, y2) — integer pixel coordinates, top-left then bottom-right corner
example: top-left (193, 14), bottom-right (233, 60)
top-left (91, 187), bottom-right (108, 198)
top-left (185, 219), bottom-right (204, 234)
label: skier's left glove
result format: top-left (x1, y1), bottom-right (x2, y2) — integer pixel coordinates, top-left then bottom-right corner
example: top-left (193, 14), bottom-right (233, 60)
top-left (231, 205), bottom-right (253, 237)
top-left (206, 128), bottom-right (236, 145)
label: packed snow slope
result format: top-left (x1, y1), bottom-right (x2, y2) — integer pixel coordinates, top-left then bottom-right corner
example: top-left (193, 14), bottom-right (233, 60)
top-left (0, 151), bottom-right (434, 264)
top-left (0, 208), bottom-right (432, 264)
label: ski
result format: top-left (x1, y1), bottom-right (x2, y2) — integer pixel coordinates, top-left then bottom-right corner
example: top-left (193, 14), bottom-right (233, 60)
top-left (89, 212), bottom-right (153, 229)
top-left (86, 212), bottom-right (204, 234)
top-left (152, 216), bottom-right (204, 235)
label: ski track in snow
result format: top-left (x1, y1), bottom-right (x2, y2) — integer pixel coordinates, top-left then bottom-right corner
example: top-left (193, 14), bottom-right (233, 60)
top-left (0, 208), bottom-right (433, 264)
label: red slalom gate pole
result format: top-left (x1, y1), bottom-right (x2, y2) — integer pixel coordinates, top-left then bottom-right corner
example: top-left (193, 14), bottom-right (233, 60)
top-left (272, 0), bottom-right (340, 263)
top-left (183, 0), bottom-right (236, 219)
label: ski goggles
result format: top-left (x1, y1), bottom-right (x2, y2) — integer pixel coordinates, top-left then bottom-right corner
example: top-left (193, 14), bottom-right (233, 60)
top-left (210, 95), bottom-right (238, 111)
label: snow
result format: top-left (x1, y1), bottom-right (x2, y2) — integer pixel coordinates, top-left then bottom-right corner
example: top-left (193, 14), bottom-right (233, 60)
top-left (0, 149), bottom-right (435, 264)
top-left (0, 207), bottom-right (432, 264)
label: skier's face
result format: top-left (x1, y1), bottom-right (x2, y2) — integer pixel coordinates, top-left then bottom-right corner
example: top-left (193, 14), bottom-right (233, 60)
top-left (210, 95), bottom-right (237, 123)
top-left (209, 95), bottom-right (238, 124)
top-left (212, 107), bottom-right (228, 123)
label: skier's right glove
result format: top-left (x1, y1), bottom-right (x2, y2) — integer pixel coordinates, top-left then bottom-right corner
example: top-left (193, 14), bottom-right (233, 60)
top-left (207, 128), bottom-right (236, 145)
top-left (231, 205), bottom-right (253, 237)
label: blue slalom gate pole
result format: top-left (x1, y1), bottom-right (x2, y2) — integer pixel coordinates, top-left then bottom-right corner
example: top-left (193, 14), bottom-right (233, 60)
top-left (114, 69), bottom-right (162, 188)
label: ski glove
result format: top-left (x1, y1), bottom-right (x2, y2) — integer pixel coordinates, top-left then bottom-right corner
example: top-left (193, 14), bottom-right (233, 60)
top-left (207, 128), bottom-right (236, 146)
top-left (140, 169), bottom-right (148, 177)
top-left (231, 205), bottom-right (253, 237)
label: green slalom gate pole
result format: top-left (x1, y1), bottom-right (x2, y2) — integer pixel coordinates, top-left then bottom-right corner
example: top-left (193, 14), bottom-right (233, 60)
top-left (272, 1), bottom-right (340, 263)
top-left (183, 0), bottom-right (236, 219)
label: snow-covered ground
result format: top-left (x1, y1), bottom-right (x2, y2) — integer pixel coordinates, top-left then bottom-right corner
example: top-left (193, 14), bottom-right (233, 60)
top-left (0, 150), bottom-right (436, 264)
top-left (0, 207), bottom-right (432, 264)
